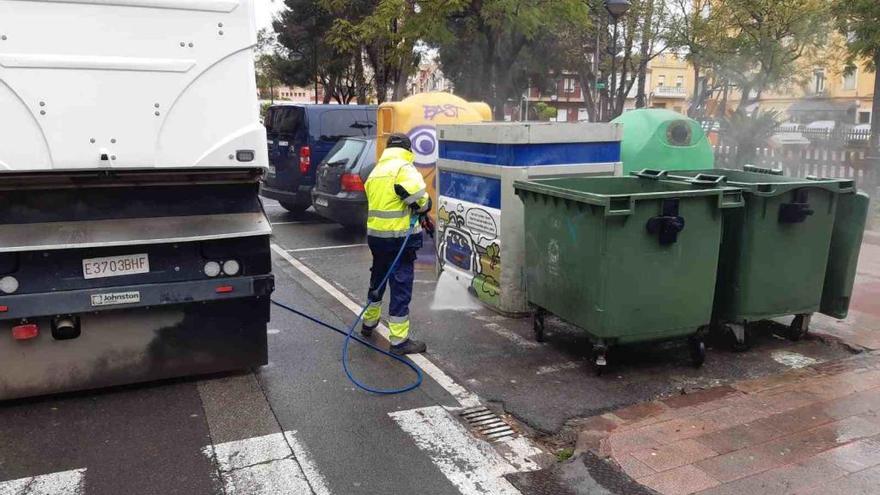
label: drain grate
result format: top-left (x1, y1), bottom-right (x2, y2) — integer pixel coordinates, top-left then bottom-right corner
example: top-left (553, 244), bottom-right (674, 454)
top-left (460, 406), bottom-right (516, 442)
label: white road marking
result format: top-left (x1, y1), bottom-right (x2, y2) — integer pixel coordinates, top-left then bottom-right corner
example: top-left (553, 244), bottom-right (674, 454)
top-left (390, 406), bottom-right (525, 495)
top-left (284, 431), bottom-right (331, 495)
top-left (271, 243), bottom-right (481, 408)
top-left (287, 243), bottom-right (367, 253)
top-left (204, 431), bottom-right (327, 495)
top-left (271, 221), bottom-right (321, 226)
top-left (771, 350), bottom-right (820, 369)
top-left (483, 323), bottom-right (540, 349)
top-left (0, 469), bottom-right (86, 495)
top-left (535, 361), bottom-right (581, 375)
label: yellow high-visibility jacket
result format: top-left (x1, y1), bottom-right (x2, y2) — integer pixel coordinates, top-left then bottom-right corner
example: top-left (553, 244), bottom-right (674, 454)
top-left (365, 147), bottom-right (430, 239)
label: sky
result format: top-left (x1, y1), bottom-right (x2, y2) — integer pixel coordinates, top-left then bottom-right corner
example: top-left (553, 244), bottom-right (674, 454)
top-left (254, 0), bottom-right (285, 31)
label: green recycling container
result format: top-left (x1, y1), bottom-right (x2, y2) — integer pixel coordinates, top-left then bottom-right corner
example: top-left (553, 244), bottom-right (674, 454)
top-left (660, 166), bottom-right (864, 344)
top-left (513, 176), bottom-right (744, 370)
top-left (612, 109), bottom-right (714, 175)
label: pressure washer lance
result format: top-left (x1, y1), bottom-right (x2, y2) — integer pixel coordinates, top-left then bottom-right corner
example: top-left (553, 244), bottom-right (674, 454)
top-left (271, 215), bottom-right (424, 395)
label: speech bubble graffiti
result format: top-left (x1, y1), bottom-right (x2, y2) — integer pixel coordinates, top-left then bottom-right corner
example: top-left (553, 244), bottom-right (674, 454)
top-left (465, 208), bottom-right (497, 240)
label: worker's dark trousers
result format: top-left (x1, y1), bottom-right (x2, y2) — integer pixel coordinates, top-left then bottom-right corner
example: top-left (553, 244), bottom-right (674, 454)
top-left (365, 246), bottom-right (416, 343)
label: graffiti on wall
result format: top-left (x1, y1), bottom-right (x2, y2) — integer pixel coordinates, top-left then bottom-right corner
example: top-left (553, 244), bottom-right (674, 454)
top-left (437, 199), bottom-right (502, 307)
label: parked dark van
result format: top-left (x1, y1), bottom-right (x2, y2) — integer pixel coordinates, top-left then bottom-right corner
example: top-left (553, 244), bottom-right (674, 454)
top-left (261, 104), bottom-right (377, 213)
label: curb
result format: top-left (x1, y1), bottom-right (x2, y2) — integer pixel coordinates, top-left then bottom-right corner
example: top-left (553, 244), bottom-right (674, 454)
top-left (865, 230), bottom-right (880, 246)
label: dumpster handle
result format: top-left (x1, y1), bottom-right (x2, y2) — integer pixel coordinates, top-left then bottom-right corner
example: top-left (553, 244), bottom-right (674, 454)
top-left (806, 176), bottom-right (856, 193)
top-left (719, 190), bottom-right (745, 209)
top-left (688, 173), bottom-right (726, 185)
top-left (605, 196), bottom-right (634, 216)
top-left (634, 169), bottom-right (668, 179)
top-left (744, 164), bottom-right (784, 176)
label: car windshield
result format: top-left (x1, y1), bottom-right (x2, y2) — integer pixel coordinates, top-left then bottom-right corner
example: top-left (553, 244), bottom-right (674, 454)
top-left (319, 110), bottom-right (376, 141)
top-left (323, 139), bottom-right (367, 169)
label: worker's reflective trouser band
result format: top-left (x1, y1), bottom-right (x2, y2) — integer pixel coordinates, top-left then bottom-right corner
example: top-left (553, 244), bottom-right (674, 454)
top-left (363, 301), bottom-right (382, 327)
top-left (388, 314), bottom-right (410, 345)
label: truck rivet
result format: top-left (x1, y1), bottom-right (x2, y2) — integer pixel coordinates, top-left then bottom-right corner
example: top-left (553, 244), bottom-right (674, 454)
top-left (39, 101), bottom-right (46, 107)
top-left (40, 110), bottom-right (46, 115)
top-left (111, 155), bottom-right (117, 160)
top-left (90, 138), bottom-right (96, 144)
top-left (218, 22), bottom-right (223, 28)
top-left (188, 42), bottom-right (194, 48)
top-left (155, 111), bottom-right (161, 116)
top-left (111, 138), bottom-right (116, 144)
top-left (174, 266), bottom-right (180, 272)
top-left (218, 30), bottom-right (224, 36)
top-left (180, 41), bottom-right (185, 47)
top-left (228, 154), bottom-right (234, 160)
top-left (154, 103), bottom-right (160, 108)
top-left (1, 35), bottom-right (6, 41)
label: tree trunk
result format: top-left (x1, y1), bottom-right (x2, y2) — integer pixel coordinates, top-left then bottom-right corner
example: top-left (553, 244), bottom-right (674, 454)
top-left (872, 52), bottom-right (880, 151)
top-left (355, 49), bottom-right (367, 105)
top-left (635, 0), bottom-right (654, 109)
top-left (689, 63), bottom-right (701, 117)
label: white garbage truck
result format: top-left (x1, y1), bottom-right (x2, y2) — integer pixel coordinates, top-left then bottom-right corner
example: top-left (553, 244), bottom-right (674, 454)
top-left (0, 0), bottom-right (273, 399)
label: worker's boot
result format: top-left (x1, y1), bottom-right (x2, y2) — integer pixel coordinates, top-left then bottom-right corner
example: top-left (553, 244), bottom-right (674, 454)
top-left (361, 323), bottom-right (377, 338)
top-left (390, 339), bottom-right (427, 355)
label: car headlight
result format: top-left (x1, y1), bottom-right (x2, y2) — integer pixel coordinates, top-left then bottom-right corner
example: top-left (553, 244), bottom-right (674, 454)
top-left (204, 261), bottom-right (221, 278)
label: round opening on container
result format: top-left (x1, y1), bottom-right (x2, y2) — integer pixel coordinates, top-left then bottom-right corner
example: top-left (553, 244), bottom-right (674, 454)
top-left (666, 121), bottom-right (693, 146)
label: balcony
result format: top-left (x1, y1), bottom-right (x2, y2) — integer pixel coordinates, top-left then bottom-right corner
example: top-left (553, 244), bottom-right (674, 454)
top-left (653, 86), bottom-right (688, 99)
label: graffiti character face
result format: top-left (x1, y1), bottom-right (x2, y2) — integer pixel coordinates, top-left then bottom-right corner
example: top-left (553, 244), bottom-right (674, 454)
top-left (408, 126), bottom-right (438, 168)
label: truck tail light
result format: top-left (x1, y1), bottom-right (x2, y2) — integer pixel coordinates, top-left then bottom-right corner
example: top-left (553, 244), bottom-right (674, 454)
top-left (216, 285), bottom-right (234, 294)
top-left (341, 173), bottom-right (365, 192)
top-left (12, 323), bottom-right (38, 341)
top-left (299, 146), bottom-right (311, 174)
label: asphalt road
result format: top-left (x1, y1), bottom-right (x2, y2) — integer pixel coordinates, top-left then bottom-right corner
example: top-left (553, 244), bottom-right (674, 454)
top-left (0, 200), bottom-right (855, 495)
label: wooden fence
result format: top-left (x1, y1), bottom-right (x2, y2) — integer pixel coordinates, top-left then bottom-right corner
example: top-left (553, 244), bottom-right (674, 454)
top-left (713, 145), bottom-right (879, 193)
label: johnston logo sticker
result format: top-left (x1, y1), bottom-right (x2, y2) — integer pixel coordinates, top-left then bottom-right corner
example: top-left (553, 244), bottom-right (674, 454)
top-left (90, 291), bottom-right (141, 307)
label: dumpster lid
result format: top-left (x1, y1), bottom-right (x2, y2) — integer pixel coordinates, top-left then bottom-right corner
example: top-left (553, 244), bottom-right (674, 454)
top-left (514, 176), bottom-right (743, 216)
top-left (657, 168), bottom-right (856, 195)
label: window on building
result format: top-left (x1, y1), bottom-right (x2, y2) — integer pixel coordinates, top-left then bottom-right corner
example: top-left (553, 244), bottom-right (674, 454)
top-left (563, 78), bottom-right (576, 93)
top-left (812, 69), bottom-right (826, 94)
top-left (843, 68), bottom-right (857, 91)
top-left (675, 76), bottom-right (684, 88)
top-left (859, 111), bottom-right (871, 124)
top-left (658, 75), bottom-right (666, 87)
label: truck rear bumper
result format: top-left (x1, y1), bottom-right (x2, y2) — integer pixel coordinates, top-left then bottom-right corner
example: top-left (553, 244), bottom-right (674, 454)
top-left (0, 275), bottom-right (273, 401)
top-left (0, 295), bottom-right (271, 401)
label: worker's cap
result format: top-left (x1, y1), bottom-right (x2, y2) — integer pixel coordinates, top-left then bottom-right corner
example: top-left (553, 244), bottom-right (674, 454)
top-left (386, 133), bottom-right (412, 152)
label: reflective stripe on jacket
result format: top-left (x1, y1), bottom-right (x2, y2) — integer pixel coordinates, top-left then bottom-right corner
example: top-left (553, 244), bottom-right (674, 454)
top-left (365, 147), bottom-right (430, 238)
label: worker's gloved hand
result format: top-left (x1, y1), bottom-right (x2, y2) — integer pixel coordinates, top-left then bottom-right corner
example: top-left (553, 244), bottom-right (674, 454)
top-left (420, 214), bottom-right (436, 238)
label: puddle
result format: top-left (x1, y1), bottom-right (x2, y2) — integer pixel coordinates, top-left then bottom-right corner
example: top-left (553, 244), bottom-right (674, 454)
top-left (430, 271), bottom-right (483, 311)
top-left (771, 350), bottom-right (820, 369)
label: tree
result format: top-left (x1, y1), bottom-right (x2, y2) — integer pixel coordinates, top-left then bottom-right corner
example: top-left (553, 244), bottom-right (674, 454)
top-left (832, 0), bottom-right (880, 149)
top-left (273, 0), bottom-right (364, 104)
top-left (437, 0), bottom-right (590, 119)
top-left (722, 109), bottom-right (781, 166)
top-left (255, 29), bottom-right (282, 102)
top-left (714, 0), bottom-right (829, 113)
top-left (667, 0), bottom-right (723, 118)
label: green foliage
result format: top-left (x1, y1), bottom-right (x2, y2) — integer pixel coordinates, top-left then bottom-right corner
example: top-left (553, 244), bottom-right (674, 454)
top-left (556, 448), bottom-right (574, 462)
top-left (532, 102), bottom-right (558, 121)
top-left (832, 0), bottom-right (880, 148)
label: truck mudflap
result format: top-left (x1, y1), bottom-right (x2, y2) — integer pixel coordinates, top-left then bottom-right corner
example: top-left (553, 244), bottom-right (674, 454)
top-left (0, 296), bottom-right (271, 401)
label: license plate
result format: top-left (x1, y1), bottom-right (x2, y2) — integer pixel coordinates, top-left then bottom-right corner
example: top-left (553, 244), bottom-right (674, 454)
top-left (82, 253), bottom-right (149, 279)
top-left (314, 197), bottom-right (329, 207)
top-left (91, 291), bottom-right (141, 307)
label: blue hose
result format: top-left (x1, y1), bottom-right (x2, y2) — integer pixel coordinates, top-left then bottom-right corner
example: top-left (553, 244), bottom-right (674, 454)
top-left (271, 216), bottom-right (423, 395)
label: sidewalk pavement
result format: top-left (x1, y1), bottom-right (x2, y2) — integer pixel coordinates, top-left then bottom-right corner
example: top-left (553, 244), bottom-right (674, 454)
top-left (573, 242), bottom-right (880, 495)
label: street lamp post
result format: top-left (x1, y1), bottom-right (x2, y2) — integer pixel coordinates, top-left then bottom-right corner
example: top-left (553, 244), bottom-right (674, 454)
top-left (604, 0), bottom-right (630, 121)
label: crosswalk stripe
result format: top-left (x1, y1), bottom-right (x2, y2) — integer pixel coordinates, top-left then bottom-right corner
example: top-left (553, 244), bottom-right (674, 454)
top-left (0, 468), bottom-right (86, 495)
top-left (390, 406), bottom-right (526, 495)
top-left (203, 431), bottom-right (324, 495)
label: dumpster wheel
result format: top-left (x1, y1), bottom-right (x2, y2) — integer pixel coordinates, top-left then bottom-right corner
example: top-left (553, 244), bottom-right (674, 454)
top-left (725, 323), bottom-right (752, 352)
top-left (786, 314), bottom-right (811, 341)
top-left (533, 309), bottom-right (546, 343)
top-left (591, 345), bottom-right (608, 376)
top-left (689, 336), bottom-right (706, 368)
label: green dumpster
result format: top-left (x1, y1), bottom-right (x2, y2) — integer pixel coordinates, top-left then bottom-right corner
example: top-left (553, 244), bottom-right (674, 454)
top-left (658, 166), bottom-right (866, 348)
top-left (513, 176), bottom-right (744, 372)
top-left (612, 109), bottom-right (714, 175)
